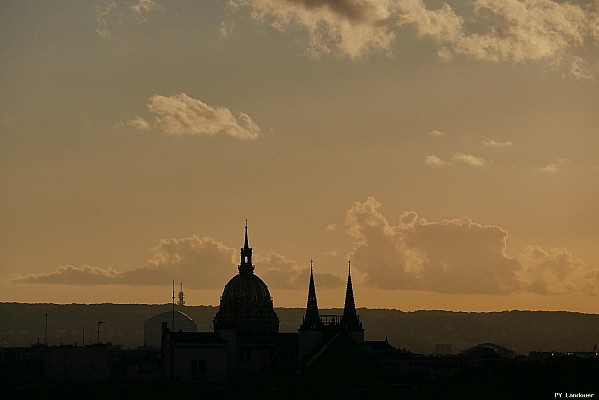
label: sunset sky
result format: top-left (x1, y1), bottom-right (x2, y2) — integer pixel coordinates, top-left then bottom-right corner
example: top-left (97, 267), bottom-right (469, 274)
top-left (1, 0), bottom-right (598, 313)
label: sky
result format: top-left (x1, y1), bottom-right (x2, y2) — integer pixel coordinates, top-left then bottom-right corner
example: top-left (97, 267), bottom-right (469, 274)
top-left (1, 0), bottom-right (598, 313)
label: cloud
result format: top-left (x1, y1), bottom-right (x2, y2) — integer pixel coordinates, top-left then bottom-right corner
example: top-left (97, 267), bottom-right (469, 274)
top-left (426, 129), bottom-right (447, 137)
top-left (14, 265), bottom-right (122, 285)
top-left (482, 139), bottom-right (512, 148)
top-left (254, 253), bottom-right (343, 290)
top-left (425, 154), bottom-right (488, 167)
top-left (227, 0), bottom-right (396, 59)
top-left (126, 93), bottom-right (261, 140)
top-left (396, 0), bottom-right (596, 64)
top-left (219, 21), bottom-right (235, 38)
top-left (15, 236), bottom-right (237, 289)
top-left (14, 236), bottom-right (343, 290)
top-left (424, 155), bottom-right (449, 167)
top-left (95, 1), bottom-right (116, 39)
top-left (325, 223), bottom-right (337, 232)
top-left (538, 158), bottom-right (566, 173)
top-left (126, 115), bottom-right (151, 130)
top-left (345, 197), bottom-right (598, 295)
top-left (517, 245), bottom-right (599, 294)
top-left (451, 153), bottom-right (487, 167)
top-left (568, 56), bottom-right (595, 80)
top-left (551, 55), bottom-right (596, 80)
top-left (395, 0), bottom-right (463, 46)
top-left (228, 0), bottom-right (599, 78)
top-left (130, 0), bottom-right (162, 23)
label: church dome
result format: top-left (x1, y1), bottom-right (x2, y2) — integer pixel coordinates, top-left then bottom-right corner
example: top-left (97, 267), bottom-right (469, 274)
top-left (144, 310), bottom-right (197, 347)
top-left (213, 223), bottom-right (279, 334)
top-left (221, 273), bottom-right (272, 304)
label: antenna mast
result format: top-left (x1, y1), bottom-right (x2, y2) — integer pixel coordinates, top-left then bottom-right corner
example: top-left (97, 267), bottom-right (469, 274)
top-left (97, 320), bottom-right (105, 344)
top-left (44, 307), bottom-right (48, 346)
top-left (177, 282), bottom-right (185, 306)
top-left (172, 279), bottom-right (175, 332)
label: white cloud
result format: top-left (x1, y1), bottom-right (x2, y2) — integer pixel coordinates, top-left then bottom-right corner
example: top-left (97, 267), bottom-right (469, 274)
top-left (569, 56), bottom-right (595, 80)
top-left (345, 197), bottom-right (598, 295)
top-left (14, 235), bottom-right (343, 290)
top-left (482, 139), bottom-right (512, 148)
top-left (15, 236), bottom-right (237, 289)
top-left (13, 265), bottom-right (121, 285)
top-left (396, 0), bottom-right (596, 64)
top-left (517, 245), bottom-right (598, 294)
top-left (346, 197), bottom-right (520, 294)
top-left (95, 1), bottom-right (116, 39)
top-left (426, 129), bottom-right (447, 137)
top-left (424, 154), bottom-right (449, 167)
top-left (130, 0), bottom-right (163, 23)
top-left (451, 153), bottom-right (487, 167)
top-left (538, 158), bottom-right (566, 173)
top-left (228, 0), bottom-right (599, 78)
top-left (552, 55), bottom-right (596, 80)
top-left (127, 93), bottom-right (261, 140)
top-left (219, 21), bottom-right (235, 38)
top-left (126, 115), bottom-right (151, 130)
top-left (325, 223), bottom-right (337, 232)
top-left (395, 0), bottom-right (464, 45)
top-left (254, 252), bottom-right (342, 289)
top-left (227, 0), bottom-right (396, 59)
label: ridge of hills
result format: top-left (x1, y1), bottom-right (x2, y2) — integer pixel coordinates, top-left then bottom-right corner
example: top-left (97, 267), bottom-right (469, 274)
top-left (1, 303), bottom-right (597, 355)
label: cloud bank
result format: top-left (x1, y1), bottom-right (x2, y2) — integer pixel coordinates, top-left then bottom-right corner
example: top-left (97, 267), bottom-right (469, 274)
top-left (228, 0), bottom-right (599, 78)
top-left (346, 197), bottom-right (598, 295)
top-left (15, 236), bottom-right (342, 290)
top-left (126, 93), bottom-right (261, 140)
top-left (14, 199), bottom-right (597, 296)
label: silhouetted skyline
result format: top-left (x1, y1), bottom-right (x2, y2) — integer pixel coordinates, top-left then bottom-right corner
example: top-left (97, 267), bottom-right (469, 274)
top-left (1, 1), bottom-right (598, 313)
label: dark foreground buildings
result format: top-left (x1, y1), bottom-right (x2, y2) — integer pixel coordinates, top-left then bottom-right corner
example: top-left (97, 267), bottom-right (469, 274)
top-left (161, 224), bottom-right (375, 382)
top-left (2, 225), bottom-right (598, 397)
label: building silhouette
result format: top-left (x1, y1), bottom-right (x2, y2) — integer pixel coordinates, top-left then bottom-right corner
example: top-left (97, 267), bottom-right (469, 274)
top-left (2, 224), bottom-right (598, 394)
top-left (144, 310), bottom-right (197, 348)
top-left (213, 222), bottom-right (279, 334)
top-left (161, 223), bottom-right (375, 382)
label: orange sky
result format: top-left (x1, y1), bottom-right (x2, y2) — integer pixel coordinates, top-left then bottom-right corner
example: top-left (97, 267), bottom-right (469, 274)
top-left (1, 0), bottom-right (598, 312)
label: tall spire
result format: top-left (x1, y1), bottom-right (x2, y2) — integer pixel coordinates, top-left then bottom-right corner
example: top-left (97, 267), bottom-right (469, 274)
top-left (244, 218), bottom-right (249, 249)
top-left (301, 259), bottom-right (322, 330)
top-left (342, 260), bottom-right (360, 330)
top-left (239, 220), bottom-right (254, 273)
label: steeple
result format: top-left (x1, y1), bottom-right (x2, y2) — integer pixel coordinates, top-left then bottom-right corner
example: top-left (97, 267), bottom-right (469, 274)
top-left (238, 220), bottom-right (254, 274)
top-left (342, 260), bottom-right (361, 330)
top-left (244, 219), bottom-right (249, 249)
top-left (300, 259), bottom-right (322, 330)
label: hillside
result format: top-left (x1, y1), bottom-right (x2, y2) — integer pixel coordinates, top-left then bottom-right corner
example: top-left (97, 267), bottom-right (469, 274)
top-left (1, 303), bottom-right (597, 355)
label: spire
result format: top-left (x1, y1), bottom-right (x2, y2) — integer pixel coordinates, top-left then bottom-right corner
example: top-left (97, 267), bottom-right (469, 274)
top-left (244, 218), bottom-right (249, 249)
top-left (300, 259), bottom-right (322, 330)
top-left (342, 260), bottom-right (360, 330)
top-left (238, 220), bottom-right (254, 274)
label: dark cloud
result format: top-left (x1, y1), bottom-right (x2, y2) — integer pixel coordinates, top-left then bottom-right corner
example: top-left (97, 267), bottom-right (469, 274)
top-left (287, 0), bottom-right (387, 24)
